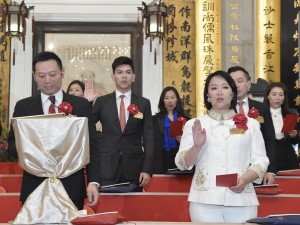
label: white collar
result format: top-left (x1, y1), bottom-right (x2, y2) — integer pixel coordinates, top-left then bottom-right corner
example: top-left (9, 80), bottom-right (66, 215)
top-left (41, 89), bottom-right (63, 104)
top-left (239, 97), bottom-right (249, 105)
top-left (116, 90), bottom-right (131, 99)
top-left (270, 107), bottom-right (281, 114)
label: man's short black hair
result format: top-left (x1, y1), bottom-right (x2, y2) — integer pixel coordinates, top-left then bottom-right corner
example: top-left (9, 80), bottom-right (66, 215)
top-left (112, 56), bottom-right (134, 74)
top-left (227, 66), bottom-right (251, 81)
top-left (32, 51), bottom-right (63, 72)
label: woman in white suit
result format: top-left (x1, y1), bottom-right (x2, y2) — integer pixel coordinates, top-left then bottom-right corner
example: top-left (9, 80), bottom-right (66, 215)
top-left (175, 70), bottom-right (269, 223)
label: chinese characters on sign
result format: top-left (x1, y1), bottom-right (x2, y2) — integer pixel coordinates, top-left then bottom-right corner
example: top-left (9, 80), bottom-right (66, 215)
top-left (229, 2), bottom-right (240, 65)
top-left (0, 4), bottom-right (10, 130)
top-left (164, 0), bottom-right (196, 117)
top-left (293, 1), bottom-right (300, 107)
top-left (0, 6), bottom-right (6, 62)
top-left (256, 0), bottom-right (280, 82)
top-left (197, 0), bottom-right (221, 115)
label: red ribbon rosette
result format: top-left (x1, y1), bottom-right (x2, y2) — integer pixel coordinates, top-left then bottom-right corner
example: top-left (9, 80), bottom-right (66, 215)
top-left (127, 104), bottom-right (143, 119)
top-left (127, 104), bottom-right (139, 116)
top-left (248, 107), bottom-right (260, 119)
top-left (233, 113), bottom-right (248, 131)
top-left (177, 117), bottom-right (187, 125)
top-left (0, 141), bottom-right (8, 152)
top-left (58, 102), bottom-right (73, 115)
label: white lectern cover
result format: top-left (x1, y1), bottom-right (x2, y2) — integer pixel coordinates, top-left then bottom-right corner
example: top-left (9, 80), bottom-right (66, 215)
top-left (12, 116), bottom-right (90, 224)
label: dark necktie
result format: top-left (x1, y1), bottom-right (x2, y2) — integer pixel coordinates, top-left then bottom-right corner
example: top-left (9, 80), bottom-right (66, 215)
top-left (48, 96), bottom-right (56, 114)
top-left (238, 101), bottom-right (245, 115)
top-left (120, 95), bottom-right (126, 132)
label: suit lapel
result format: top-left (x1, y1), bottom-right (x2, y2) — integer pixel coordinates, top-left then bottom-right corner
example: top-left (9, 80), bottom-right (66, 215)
top-left (128, 93), bottom-right (139, 124)
top-left (158, 116), bottom-right (164, 134)
top-left (62, 92), bottom-right (68, 102)
top-left (123, 93), bottom-right (138, 132)
top-left (33, 95), bottom-right (44, 114)
top-left (108, 92), bottom-right (121, 131)
top-left (248, 98), bottom-right (254, 110)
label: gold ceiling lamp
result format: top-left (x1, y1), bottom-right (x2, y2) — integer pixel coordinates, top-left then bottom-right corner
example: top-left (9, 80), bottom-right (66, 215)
top-left (138, 0), bottom-right (175, 64)
top-left (0, 0), bottom-right (34, 63)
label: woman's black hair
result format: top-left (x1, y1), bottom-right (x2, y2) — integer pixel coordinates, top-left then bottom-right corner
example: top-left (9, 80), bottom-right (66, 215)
top-left (67, 80), bottom-right (85, 94)
top-left (156, 86), bottom-right (186, 117)
top-left (263, 82), bottom-right (290, 116)
top-left (204, 70), bottom-right (237, 110)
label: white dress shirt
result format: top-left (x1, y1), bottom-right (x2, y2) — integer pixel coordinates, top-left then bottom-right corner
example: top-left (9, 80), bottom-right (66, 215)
top-left (41, 90), bottom-right (63, 114)
top-left (270, 107), bottom-right (284, 140)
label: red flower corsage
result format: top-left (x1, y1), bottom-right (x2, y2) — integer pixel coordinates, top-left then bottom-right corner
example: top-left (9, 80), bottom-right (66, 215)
top-left (233, 113), bottom-right (248, 131)
top-left (0, 141), bottom-right (8, 152)
top-left (58, 102), bottom-right (73, 116)
top-left (248, 107), bottom-right (260, 119)
top-left (177, 117), bottom-right (187, 125)
top-left (128, 104), bottom-right (143, 119)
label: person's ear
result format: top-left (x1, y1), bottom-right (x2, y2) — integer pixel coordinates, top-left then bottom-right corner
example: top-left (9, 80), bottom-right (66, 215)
top-left (247, 80), bottom-right (251, 91)
top-left (61, 68), bottom-right (65, 78)
top-left (32, 71), bottom-right (36, 81)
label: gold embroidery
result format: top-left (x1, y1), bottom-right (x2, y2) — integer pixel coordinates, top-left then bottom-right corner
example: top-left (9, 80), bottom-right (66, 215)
top-left (193, 168), bottom-right (208, 190)
top-left (208, 109), bottom-right (235, 121)
top-left (248, 163), bottom-right (265, 179)
top-left (178, 150), bottom-right (189, 170)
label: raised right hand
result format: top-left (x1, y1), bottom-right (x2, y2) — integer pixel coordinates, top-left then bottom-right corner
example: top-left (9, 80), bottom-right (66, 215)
top-left (192, 119), bottom-right (206, 149)
top-left (84, 80), bottom-right (98, 102)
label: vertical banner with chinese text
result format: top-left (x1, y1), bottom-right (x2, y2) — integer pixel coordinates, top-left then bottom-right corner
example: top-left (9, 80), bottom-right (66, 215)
top-left (0, 0), bottom-right (11, 130)
top-left (281, 0), bottom-right (300, 111)
top-left (196, 0), bottom-right (221, 116)
top-left (164, 0), bottom-right (196, 118)
top-left (222, 1), bottom-right (255, 79)
top-left (256, 0), bottom-right (280, 82)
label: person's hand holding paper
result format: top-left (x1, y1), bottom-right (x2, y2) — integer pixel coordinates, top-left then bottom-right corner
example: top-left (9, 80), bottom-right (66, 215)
top-left (216, 173), bottom-right (238, 187)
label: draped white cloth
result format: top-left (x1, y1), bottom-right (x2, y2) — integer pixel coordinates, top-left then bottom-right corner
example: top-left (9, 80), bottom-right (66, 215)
top-left (12, 116), bottom-right (90, 224)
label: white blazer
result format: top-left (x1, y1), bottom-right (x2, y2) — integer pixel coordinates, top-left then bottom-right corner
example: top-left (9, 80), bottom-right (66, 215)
top-left (175, 112), bottom-right (269, 206)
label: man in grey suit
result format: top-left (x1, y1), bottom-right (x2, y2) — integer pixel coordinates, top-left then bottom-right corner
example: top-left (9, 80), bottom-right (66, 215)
top-left (8, 51), bottom-right (100, 209)
top-left (92, 56), bottom-right (154, 191)
top-left (228, 66), bottom-right (277, 185)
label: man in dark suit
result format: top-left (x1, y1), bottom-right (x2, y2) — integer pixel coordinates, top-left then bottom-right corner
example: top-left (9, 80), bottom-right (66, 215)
top-left (228, 66), bottom-right (277, 184)
top-left (92, 56), bottom-right (154, 191)
top-left (7, 51), bottom-right (100, 210)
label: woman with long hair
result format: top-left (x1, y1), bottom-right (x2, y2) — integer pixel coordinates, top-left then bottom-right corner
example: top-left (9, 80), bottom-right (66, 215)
top-left (152, 86), bottom-right (190, 173)
top-left (263, 82), bottom-right (299, 170)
